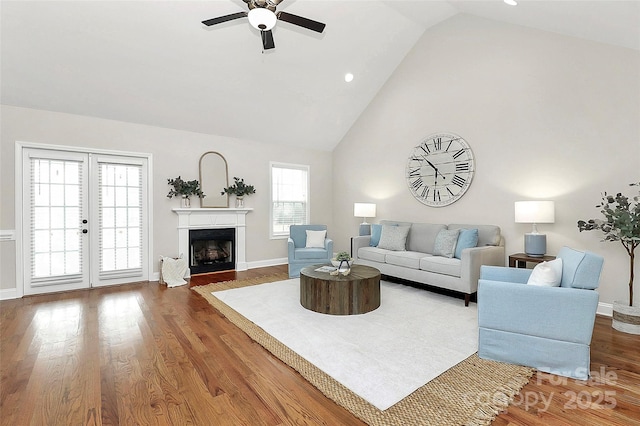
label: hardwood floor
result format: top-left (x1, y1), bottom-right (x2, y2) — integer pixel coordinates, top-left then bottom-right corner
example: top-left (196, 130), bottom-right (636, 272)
top-left (1, 266), bottom-right (639, 425)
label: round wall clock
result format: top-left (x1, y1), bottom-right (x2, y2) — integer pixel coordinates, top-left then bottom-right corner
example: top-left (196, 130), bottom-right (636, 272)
top-left (405, 132), bottom-right (475, 207)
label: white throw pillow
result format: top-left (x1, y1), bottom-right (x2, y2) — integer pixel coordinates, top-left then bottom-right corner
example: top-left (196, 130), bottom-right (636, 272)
top-left (305, 230), bottom-right (327, 248)
top-left (527, 258), bottom-right (563, 287)
top-left (377, 225), bottom-right (411, 251)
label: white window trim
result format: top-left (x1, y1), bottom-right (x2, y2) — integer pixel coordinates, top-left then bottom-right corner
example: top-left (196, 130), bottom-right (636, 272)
top-left (269, 161), bottom-right (310, 239)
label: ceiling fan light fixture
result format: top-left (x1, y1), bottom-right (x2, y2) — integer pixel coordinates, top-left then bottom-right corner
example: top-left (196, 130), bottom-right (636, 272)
top-left (248, 8), bottom-right (277, 31)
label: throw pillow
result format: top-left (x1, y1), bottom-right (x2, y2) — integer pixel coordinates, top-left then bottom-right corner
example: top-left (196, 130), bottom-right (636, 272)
top-left (433, 228), bottom-right (460, 258)
top-left (370, 224), bottom-right (382, 247)
top-left (454, 228), bottom-right (479, 259)
top-left (377, 225), bottom-right (410, 251)
top-left (305, 230), bottom-right (326, 248)
top-left (527, 258), bottom-right (563, 287)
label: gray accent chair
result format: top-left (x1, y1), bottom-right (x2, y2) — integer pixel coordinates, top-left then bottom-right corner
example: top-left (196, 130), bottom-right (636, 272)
top-left (287, 225), bottom-right (333, 278)
top-left (478, 246), bottom-right (604, 380)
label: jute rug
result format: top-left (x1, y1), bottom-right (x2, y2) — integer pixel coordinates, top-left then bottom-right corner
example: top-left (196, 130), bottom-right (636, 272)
top-left (193, 274), bottom-right (534, 426)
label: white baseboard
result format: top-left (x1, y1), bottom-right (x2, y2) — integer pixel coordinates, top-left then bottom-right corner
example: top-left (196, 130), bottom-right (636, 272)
top-left (0, 288), bottom-right (20, 300)
top-left (597, 302), bottom-right (613, 317)
top-left (247, 258), bottom-right (287, 269)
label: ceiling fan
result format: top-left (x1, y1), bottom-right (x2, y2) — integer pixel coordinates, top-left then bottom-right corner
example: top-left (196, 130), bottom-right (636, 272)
top-left (202, 0), bottom-right (326, 50)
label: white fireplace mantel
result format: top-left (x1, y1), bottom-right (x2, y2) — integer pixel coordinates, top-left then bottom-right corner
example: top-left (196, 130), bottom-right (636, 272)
top-left (173, 208), bottom-right (253, 273)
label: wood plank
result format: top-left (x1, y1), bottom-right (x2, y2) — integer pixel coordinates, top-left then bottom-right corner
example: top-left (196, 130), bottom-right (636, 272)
top-left (1, 265), bottom-right (638, 425)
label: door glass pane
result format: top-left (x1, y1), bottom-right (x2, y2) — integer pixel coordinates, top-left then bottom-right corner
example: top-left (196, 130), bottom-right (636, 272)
top-left (30, 158), bottom-right (83, 279)
top-left (99, 163), bottom-right (142, 274)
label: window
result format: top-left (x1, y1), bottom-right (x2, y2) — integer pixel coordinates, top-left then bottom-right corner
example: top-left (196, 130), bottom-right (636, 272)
top-left (270, 162), bottom-right (309, 237)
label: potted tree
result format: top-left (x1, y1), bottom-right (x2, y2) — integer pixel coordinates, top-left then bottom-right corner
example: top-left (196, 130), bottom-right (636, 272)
top-left (221, 177), bottom-right (255, 208)
top-left (167, 176), bottom-right (205, 208)
top-left (578, 182), bottom-right (640, 334)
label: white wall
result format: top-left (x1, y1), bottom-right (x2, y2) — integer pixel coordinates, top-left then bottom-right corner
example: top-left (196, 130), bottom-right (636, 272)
top-left (0, 105), bottom-right (334, 293)
top-left (332, 15), bottom-right (640, 307)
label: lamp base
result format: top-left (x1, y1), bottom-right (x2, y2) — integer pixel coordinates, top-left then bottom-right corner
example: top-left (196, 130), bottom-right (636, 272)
top-left (524, 233), bottom-right (546, 257)
top-left (359, 224), bottom-right (371, 236)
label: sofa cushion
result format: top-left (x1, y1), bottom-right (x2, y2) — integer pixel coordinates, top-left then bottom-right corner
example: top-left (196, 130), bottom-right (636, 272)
top-left (357, 246), bottom-right (389, 263)
top-left (370, 224), bottom-right (382, 247)
top-left (433, 229), bottom-right (460, 258)
top-left (385, 251), bottom-right (426, 269)
top-left (448, 224), bottom-right (501, 246)
top-left (454, 228), bottom-right (479, 259)
top-left (406, 223), bottom-right (447, 254)
top-left (378, 224), bottom-right (411, 251)
top-left (420, 256), bottom-right (462, 277)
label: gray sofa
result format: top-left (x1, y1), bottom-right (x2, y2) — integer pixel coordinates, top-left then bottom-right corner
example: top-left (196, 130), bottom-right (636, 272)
top-left (352, 220), bottom-right (505, 306)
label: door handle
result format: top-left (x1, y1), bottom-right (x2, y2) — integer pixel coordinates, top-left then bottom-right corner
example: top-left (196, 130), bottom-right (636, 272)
top-left (82, 229), bottom-right (88, 234)
top-left (82, 219), bottom-right (88, 224)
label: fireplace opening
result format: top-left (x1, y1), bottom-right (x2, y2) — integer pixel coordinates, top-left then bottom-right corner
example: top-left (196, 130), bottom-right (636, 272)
top-left (189, 228), bottom-right (235, 274)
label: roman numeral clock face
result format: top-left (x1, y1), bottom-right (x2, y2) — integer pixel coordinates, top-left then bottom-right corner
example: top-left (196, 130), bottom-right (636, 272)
top-left (406, 133), bottom-right (475, 207)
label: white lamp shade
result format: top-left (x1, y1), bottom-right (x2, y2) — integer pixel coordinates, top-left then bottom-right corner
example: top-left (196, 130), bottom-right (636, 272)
top-left (514, 201), bottom-right (555, 224)
top-left (354, 203), bottom-right (376, 219)
top-left (247, 8), bottom-right (277, 31)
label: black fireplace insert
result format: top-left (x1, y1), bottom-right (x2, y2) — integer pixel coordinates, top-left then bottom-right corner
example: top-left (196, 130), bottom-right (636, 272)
top-left (189, 228), bottom-right (235, 274)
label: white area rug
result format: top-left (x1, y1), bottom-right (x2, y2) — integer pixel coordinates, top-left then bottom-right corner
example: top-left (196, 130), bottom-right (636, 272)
top-left (212, 279), bottom-right (478, 410)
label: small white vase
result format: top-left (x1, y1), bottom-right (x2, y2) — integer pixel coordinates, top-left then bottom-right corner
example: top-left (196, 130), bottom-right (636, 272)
top-left (235, 196), bottom-right (244, 208)
top-left (612, 301), bottom-right (640, 335)
top-left (181, 196), bottom-right (191, 208)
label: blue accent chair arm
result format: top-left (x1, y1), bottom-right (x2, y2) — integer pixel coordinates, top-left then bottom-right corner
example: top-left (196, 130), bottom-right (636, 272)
top-left (478, 280), bottom-right (599, 344)
top-left (325, 238), bottom-right (334, 255)
top-left (287, 237), bottom-right (295, 260)
top-left (480, 265), bottom-right (531, 283)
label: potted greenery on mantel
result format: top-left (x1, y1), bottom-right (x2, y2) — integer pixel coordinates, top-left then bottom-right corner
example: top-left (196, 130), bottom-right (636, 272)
top-left (221, 177), bottom-right (255, 208)
top-left (167, 176), bottom-right (205, 208)
top-left (578, 182), bottom-right (640, 334)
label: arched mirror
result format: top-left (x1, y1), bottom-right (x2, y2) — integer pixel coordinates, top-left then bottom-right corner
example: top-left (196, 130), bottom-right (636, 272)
top-left (199, 152), bottom-right (229, 208)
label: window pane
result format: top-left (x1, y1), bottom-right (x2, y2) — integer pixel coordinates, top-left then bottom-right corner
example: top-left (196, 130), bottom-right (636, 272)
top-left (50, 230), bottom-right (65, 252)
top-left (50, 184), bottom-right (65, 206)
top-left (33, 184), bottom-right (50, 206)
top-left (65, 207), bottom-right (79, 229)
top-left (34, 230), bottom-right (50, 252)
top-left (34, 253), bottom-right (50, 277)
top-left (271, 164), bottom-right (309, 236)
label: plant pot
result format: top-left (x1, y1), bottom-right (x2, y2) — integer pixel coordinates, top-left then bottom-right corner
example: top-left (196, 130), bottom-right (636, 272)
top-left (612, 301), bottom-right (640, 335)
top-left (235, 196), bottom-right (244, 208)
top-left (181, 196), bottom-right (191, 208)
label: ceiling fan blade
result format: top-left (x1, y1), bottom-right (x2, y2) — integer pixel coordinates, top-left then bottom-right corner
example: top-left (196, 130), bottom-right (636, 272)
top-left (261, 30), bottom-right (275, 50)
top-left (202, 12), bottom-right (247, 26)
top-left (276, 11), bottom-right (325, 33)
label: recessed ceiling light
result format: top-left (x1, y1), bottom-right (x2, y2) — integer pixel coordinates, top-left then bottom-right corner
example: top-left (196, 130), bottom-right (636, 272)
top-left (504, 0), bottom-right (517, 5)
top-left (344, 73), bottom-right (354, 83)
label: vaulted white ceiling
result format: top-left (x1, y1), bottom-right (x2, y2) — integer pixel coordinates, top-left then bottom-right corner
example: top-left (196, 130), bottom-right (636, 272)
top-left (2, 1), bottom-right (639, 151)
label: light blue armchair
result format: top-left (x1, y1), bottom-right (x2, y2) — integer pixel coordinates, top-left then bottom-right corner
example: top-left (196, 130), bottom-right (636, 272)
top-left (478, 246), bottom-right (604, 380)
top-left (287, 225), bottom-right (333, 278)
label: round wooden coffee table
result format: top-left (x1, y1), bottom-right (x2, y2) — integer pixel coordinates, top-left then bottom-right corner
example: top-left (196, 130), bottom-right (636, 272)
top-left (299, 264), bottom-right (381, 315)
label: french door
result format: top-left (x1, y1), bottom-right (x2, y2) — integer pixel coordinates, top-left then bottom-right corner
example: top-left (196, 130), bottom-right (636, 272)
top-left (22, 147), bottom-right (149, 295)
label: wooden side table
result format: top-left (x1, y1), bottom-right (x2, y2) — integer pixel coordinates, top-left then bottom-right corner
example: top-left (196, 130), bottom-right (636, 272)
top-left (509, 253), bottom-right (556, 268)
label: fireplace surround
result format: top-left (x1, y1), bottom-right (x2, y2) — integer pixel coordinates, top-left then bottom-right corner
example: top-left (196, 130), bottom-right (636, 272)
top-left (173, 208), bottom-right (251, 276)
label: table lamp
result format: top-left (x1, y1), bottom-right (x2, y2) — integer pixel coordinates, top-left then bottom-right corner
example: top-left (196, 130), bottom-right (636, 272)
top-left (354, 203), bottom-right (376, 236)
top-left (514, 200), bottom-right (555, 257)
